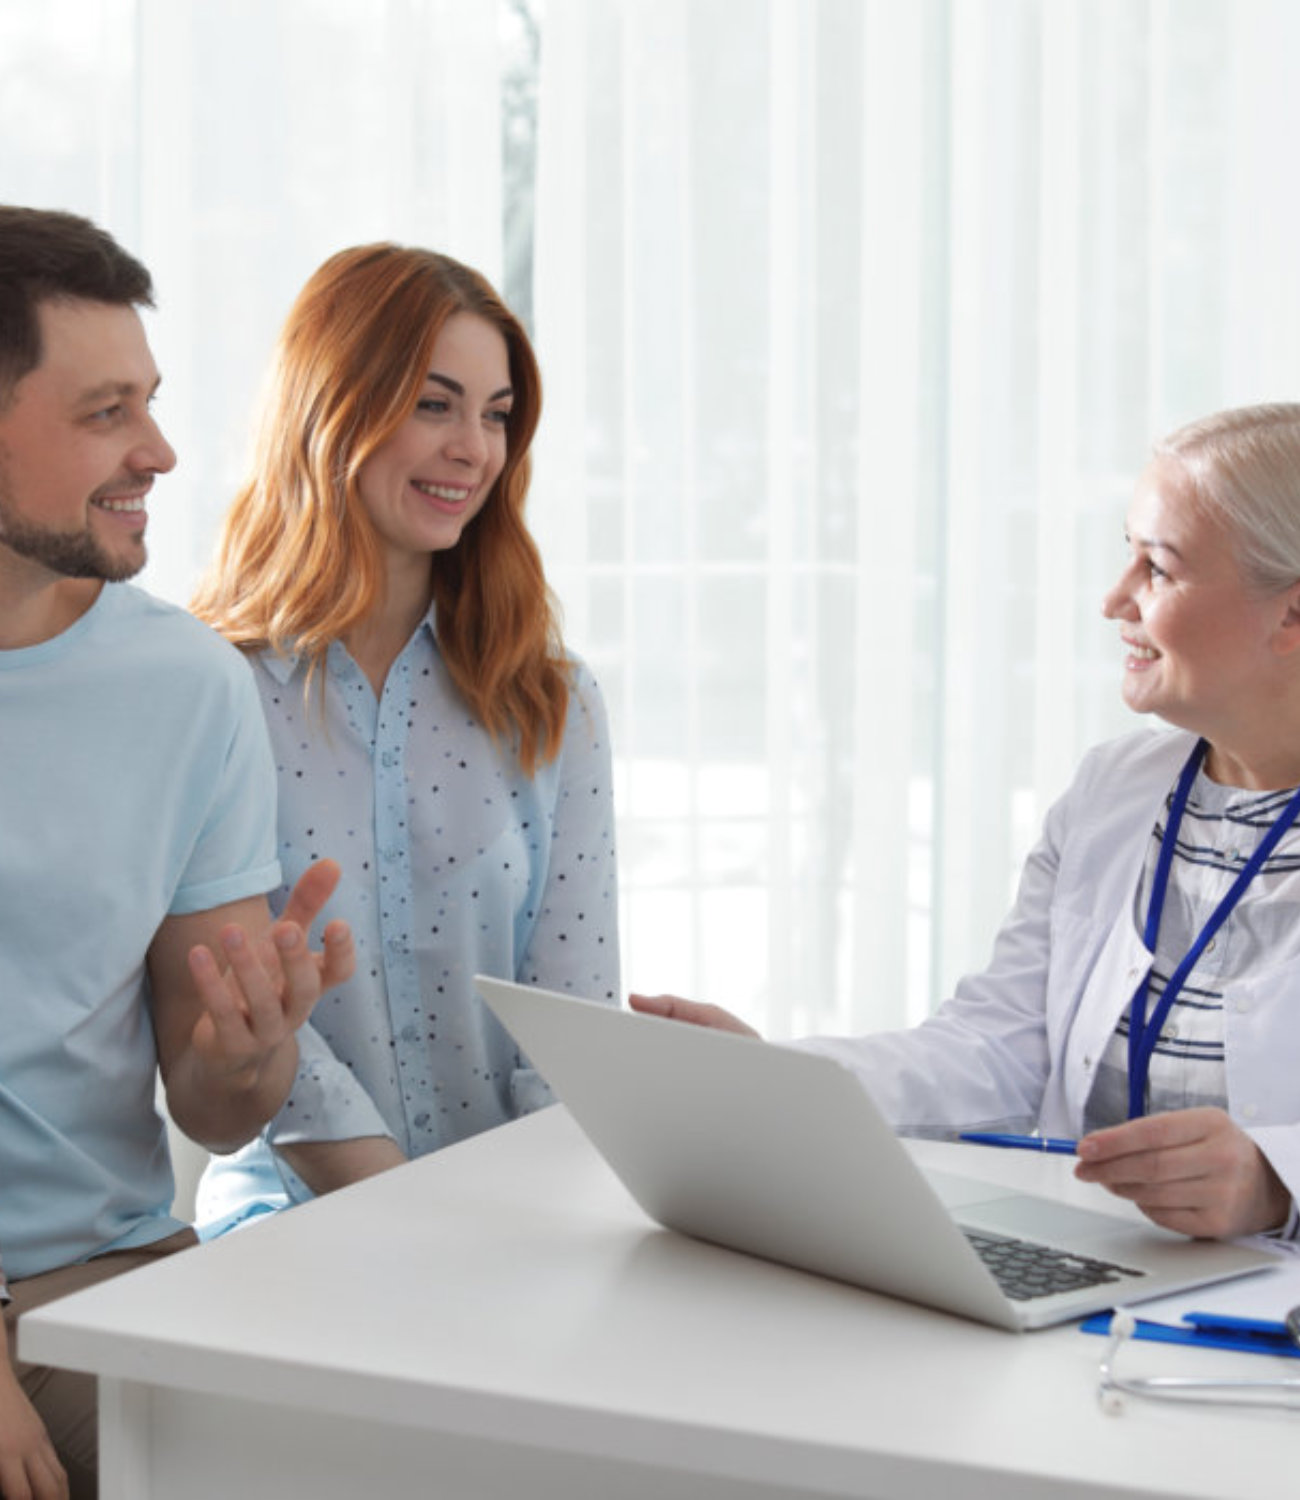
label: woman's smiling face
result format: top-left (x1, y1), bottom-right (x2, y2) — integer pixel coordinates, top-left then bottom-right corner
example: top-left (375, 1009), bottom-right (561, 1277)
top-left (355, 311), bottom-right (513, 567)
top-left (1101, 457), bottom-right (1295, 743)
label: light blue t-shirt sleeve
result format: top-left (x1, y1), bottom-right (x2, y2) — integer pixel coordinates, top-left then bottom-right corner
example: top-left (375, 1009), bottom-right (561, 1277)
top-left (169, 652), bottom-right (281, 915)
top-left (0, 587), bottom-right (282, 1276)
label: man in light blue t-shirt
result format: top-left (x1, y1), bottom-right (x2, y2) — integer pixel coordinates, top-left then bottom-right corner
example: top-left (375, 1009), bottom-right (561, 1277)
top-left (0, 206), bottom-right (354, 1500)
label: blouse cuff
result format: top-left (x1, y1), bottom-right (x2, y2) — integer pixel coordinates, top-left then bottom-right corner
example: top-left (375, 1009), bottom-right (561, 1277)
top-left (263, 1022), bottom-right (392, 1148)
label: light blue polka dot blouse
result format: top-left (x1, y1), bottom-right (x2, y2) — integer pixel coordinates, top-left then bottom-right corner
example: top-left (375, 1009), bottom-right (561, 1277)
top-left (197, 613), bottom-right (620, 1230)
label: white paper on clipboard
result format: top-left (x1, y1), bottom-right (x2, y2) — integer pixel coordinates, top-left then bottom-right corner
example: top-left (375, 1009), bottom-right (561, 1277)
top-left (1127, 1241), bottom-right (1300, 1327)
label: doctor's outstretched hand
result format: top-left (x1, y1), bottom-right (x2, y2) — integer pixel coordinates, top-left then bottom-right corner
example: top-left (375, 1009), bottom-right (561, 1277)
top-left (1074, 1107), bottom-right (1290, 1239)
top-left (629, 992), bottom-right (760, 1038)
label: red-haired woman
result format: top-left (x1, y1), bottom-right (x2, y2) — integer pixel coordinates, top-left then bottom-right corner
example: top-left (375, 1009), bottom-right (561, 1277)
top-left (191, 244), bottom-right (619, 1227)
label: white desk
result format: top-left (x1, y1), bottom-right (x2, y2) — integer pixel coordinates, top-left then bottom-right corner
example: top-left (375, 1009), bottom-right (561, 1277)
top-left (21, 1107), bottom-right (1300, 1500)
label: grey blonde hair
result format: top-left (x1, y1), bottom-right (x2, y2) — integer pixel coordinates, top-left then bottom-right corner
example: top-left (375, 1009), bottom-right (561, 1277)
top-left (1155, 403), bottom-right (1300, 595)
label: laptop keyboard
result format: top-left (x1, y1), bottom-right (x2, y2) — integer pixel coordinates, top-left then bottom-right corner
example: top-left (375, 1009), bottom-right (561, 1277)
top-left (963, 1228), bottom-right (1145, 1302)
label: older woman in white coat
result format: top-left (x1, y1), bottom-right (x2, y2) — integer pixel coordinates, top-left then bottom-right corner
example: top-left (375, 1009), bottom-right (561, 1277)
top-left (634, 403), bottom-right (1300, 1243)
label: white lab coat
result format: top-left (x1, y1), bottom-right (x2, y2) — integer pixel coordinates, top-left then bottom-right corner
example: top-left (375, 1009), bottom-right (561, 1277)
top-left (798, 725), bottom-right (1300, 1207)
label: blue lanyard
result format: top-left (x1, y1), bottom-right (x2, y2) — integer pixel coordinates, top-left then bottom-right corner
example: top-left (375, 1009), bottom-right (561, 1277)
top-left (1126, 737), bottom-right (1300, 1119)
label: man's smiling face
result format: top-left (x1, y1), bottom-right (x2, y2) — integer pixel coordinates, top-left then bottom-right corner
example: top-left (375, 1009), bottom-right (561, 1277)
top-left (0, 297), bottom-right (176, 582)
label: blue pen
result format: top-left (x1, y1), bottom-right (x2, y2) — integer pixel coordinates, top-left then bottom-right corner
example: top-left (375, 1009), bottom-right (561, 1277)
top-left (1184, 1311), bottom-right (1299, 1347)
top-left (958, 1131), bottom-right (1078, 1156)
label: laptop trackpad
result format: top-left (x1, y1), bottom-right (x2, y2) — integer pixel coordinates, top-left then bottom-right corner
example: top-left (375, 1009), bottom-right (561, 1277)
top-left (956, 1194), bottom-right (1135, 1246)
top-left (925, 1171), bottom-right (1134, 1242)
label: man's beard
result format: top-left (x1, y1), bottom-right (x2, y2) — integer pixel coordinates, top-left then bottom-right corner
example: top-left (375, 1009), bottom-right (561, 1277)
top-left (0, 464), bottom-right (147, 583)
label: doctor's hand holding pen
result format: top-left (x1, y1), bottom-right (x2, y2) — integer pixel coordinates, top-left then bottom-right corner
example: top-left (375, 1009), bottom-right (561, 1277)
top-left (1073, 1107), bottom-right (1289, 1240)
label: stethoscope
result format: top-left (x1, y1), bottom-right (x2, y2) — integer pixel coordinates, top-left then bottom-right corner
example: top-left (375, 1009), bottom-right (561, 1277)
top-left (1098, 1307), bottom-right (1300, 1413)
top-left (1126, 737), bottom-right (1300, 1118)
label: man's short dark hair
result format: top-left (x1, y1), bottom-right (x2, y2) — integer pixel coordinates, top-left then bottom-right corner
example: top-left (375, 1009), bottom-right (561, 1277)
top-left (0, 206), bottom-right (154, 406)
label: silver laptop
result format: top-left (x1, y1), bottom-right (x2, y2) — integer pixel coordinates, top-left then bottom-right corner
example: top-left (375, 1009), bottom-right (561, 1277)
top-left (476, 976), bottom-right (1276, 1331)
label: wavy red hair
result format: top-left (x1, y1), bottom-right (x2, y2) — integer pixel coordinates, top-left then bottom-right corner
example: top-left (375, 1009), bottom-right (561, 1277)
top-left (191, 243), bottom-right (568, 772)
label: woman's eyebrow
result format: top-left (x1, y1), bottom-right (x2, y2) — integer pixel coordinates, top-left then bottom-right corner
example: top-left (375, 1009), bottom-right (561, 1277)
top-left (1127, 530), bottom-right (1184, 560)
top-left (426, 372), bottom-right (513, 402)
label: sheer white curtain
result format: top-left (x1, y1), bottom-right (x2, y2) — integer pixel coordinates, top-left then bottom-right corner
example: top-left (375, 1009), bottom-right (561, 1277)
top-left (0, 0), bottom-right (506, 601)
top-left (528, 0), bottom-right (1300, 1033)
top-left (6, 1), bottom-right (1300, 1037)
